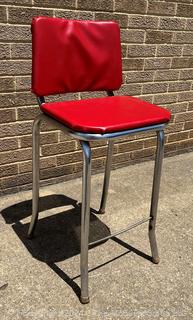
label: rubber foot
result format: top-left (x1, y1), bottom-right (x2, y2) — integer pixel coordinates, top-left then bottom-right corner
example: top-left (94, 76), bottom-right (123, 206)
top-left (27, 233), bottom-right (34, 239)
top-left (80, 296), bottom-right (90, 304)
top-left (98, 209), bottom-right (105, 215)
top-left (152, 256), bottom-right (160, 264)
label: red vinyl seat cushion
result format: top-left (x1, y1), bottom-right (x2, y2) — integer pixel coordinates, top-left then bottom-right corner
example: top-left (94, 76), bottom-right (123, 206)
top-left (40, 96), bottom-right (171, 134)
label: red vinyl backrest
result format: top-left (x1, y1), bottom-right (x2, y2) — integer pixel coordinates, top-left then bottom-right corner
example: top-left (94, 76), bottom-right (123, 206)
top-left (31, 17), bottom-right (122, 96)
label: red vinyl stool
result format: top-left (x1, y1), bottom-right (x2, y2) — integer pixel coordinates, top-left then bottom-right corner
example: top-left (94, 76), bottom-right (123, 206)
top-left (28, 17), bottom-right (171, 303)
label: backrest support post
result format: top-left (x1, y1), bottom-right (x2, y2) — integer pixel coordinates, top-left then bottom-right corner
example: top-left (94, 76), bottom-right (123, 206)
top-left (37, 96), bottom-right (45, 106)
top-left (107, 91), bottom-right (114, 96)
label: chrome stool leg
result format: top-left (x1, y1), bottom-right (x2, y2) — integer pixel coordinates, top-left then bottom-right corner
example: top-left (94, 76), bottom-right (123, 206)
top-left (149, 130), bottom-right (164, 264)
top-left (80, 141), bottom-right (92, 304)
top-left (98, 140), bottom-right (114, 214)
top-left (28, 115), bottom-right (41, 238)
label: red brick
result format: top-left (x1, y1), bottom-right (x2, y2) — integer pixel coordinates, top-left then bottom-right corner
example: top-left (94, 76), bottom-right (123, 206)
top-left (0, 109), bottom-right (16, 124)
top-left (175, 111), bottom-right (193, 122)
top-left (127, 45), bottom-right (156, 57)
top-left (168, 131), bottom-right (189, 143)
top-left (183, 45), bottom-right (193, 56)
top-left (128, 15), bottom-right (158, 29)
top-left (189, 130), bottom-right (193, 138)
top-left (166, 102), bottom-right (188, 114)
top-left (144, 137), bottom-right (157, 148)
top-left (178, 139), bottom-right (193, 150)
top-left (34, 0), bottom-right (75, 8)
top-left (148, 1), bottom-right (176, 16)
top-left (57, 151), bottom-right (82, 166)
top-left (116, 84), bottom-right (142, 96)
top-left (153, 93), bottom-right (178, 105)
top-left (164, 142), bottom-right (178, 154)
top-left (55, 10), bottom-right (94, 20)
top-left (0, 60), bottom-right (31, 76)
top-left (0, 78), bottom-right (14, 92)
top-left (173, 32), bottom-right (193, 44)
top-left (19, 157), bottom-right (56, 174)
top-left (0, 122), bottom-right (32, 138)
top-left (0, 6), bottom-right (7, 23)
top-left (185, 19), bottom-right (193, 31)
top-left (11, 43), bottom-right (31, 59)
top-left (0, 138), bottom-right (18, 152)
top-left (78, 0), bottom-right (113, 11)
top-left (146, 31), bottom-right (173, 44)
top-left (160, 17), bottom-right (186, 30)
top-left (126, 71), bottom-right (154, 83)
top-left (142, 82), bottom-right (168, 94)
top-left (172, 57), bottom-right (193, 69)
top-left (121, 44), bottom-right (127, 58)
top-left (178, 91), bottom-right (193, 102)
top-left (95, 12), bottom-right (128, 28)
top-left (137, 95), bottom-right (153, 103)
top-left (112, 151), bottom-right (132, 165)
top-left (15, 77), bottom-right (31, 91)
top-left (41, 141), bottom-right (77, 156)
top-left (17, 106), bottom-right (40, 121)
top-left (115, 0), bottom-right (147, 14)
top-left (8, 7), bottom-right (54, 24)
top-left (180, 69), bottom-right (193, 80)
top-left (165, 123), bottom-right (184, 133)
top-left (118, 140), bottom-right (143, 153)
top-left (0, 164), bottom-right (18, 178)
top-left (0, 92), bottom-right (36, 109)
top-left (177, 4), bottom-right (193, 18)
top-left (168, 81), bottom-right (191, 92)
top-left (0, 148), bottom-right (32, 165)
top-left (0, 172), bottom-right (32, 189)
top-left (40, 164), bottom-right (76, 180)
top-left (121, 29), bottom-right (145, 43)
top-left (157, 45), bottom-right (182, 57)
top-left (131, 147), bottom-right (155, 160)
top-left (122, 58), bottom-right (144, 71)
top-left (144, 58), bottom-right (171, 70)
top-left (184, 121), bottom-right (193, 130)
top-left (0, 25), bottom-right (30, 41)
top-left (188, 101), bottom-right (193, 111)
top-left (0, 44), bottom-right (10, 59)
top-left (155, 70), bottom-right (179, 81)
top-left (20, 132), bottom-right (58, 148)
top-left (3, 0), bottom-right (31, 4)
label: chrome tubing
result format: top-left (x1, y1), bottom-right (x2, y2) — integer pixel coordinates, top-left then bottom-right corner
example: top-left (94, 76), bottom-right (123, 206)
top-left (98, 140), bottom-right (114, 214)
top-left (89, 217), bottom-right (151, 247)
top-left (149, 130), bottom-right (165, 264)
top-left (28, 115), bottom-right (42, 238)
top-left (40, 113), bottom-right (165, 142)
top-left (27, 110), bottom-right (167, 301)
top-left (80, 141), bottom-right (92, 304)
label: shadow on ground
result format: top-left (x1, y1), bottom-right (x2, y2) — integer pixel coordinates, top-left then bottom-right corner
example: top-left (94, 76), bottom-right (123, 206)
top-left (1, 194), bottom-right (152, 300)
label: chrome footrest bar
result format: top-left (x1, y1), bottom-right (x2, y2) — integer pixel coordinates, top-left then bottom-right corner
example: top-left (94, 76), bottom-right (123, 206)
top-left (89, 217), bottom-right (151, 247)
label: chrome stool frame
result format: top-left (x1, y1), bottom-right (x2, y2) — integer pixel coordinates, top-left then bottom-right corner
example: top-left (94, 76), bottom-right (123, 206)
top-left (28, 93), bottom-right (165, 304)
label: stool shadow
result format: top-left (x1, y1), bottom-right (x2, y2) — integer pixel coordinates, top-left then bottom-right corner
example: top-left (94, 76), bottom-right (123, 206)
top-left (1, 194), bottom-right (152, 301)
top-left (2, 194), bottom-right (110, 299)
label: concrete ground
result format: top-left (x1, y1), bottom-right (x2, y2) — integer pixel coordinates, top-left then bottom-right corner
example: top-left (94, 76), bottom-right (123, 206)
top-left (0, 152), bottom-right (193, 319)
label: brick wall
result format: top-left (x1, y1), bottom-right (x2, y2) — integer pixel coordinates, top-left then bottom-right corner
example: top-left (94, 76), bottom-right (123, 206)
top-left (1, 0), bottom-right (193, 194)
